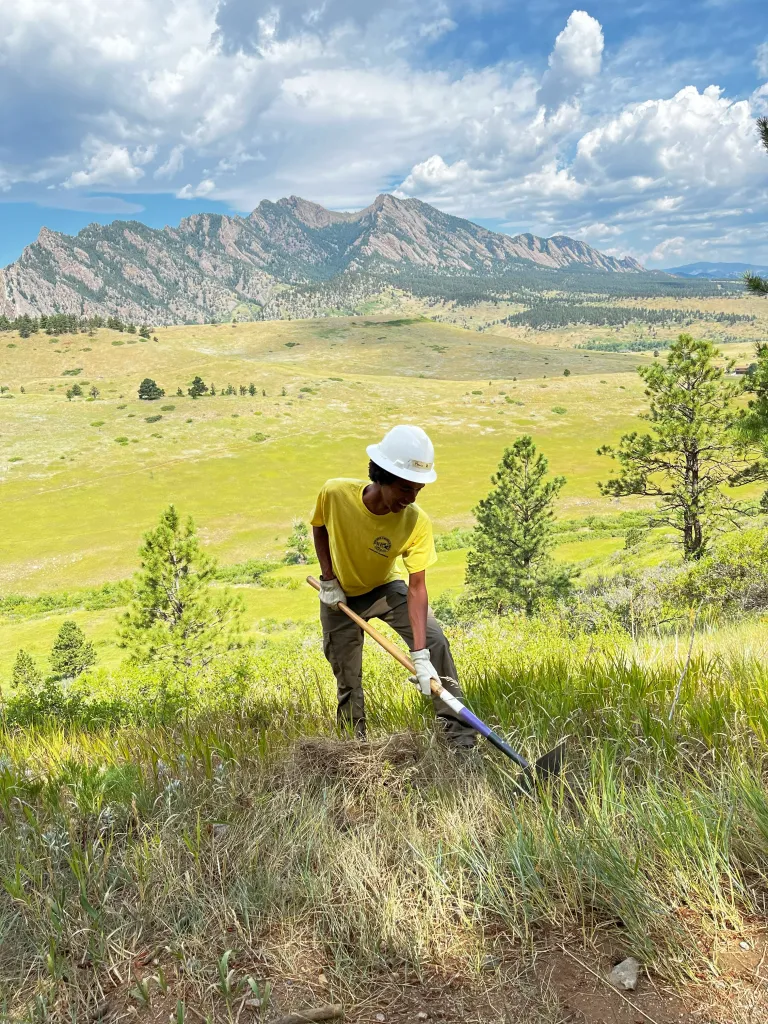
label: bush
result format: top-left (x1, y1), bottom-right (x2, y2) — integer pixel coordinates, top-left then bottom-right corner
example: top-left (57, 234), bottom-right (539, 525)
top-left (145, 414), bottom-right (162, 423)
top-left (161, 405), bottom-right (175, 411)
top-left (249, 433), bottom-right (268, 443)
top-left (115, 436), bottom-right (129, 444)
top-left (551, 406), bottom-right (567, 415)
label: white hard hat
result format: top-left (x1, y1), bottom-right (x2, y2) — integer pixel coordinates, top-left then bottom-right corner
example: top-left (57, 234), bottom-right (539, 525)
top-left (367, 425), bottom-right (437, 484)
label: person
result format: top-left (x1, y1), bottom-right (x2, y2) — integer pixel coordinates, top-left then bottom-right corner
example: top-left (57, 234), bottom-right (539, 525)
top-left (310, 425), bottom-right (476, 749)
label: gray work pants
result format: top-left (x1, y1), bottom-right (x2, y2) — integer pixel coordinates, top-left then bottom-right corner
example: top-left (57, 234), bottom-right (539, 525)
top-left (320, 580), bottom-right (476, 748)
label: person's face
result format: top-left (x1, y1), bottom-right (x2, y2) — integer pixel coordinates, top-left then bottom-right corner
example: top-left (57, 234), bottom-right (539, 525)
top-left (381, 477), bottom-right (425, 513)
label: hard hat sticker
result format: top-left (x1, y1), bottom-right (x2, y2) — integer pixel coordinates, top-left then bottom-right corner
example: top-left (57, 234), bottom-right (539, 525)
top-left (410, 460), bottom-right (432, 470)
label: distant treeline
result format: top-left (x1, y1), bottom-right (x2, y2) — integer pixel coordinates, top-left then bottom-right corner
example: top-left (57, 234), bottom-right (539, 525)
top-left (382, 266), bottom-right (745, 304)
top-left (502, 300), bottom-right (755, 331)
top-left (0, 314), bottom-right (152, 337)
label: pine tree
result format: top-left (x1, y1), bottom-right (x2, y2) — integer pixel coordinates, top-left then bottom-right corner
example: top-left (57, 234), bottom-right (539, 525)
top-left (50, 621), bottom-right (96, 678)
top-left (249, 383), bottom-right (257, 396)
top-left (598, 334), bottom-right (764, 559)
top-left (239, 385), bottom-right (247, 396)
top-left (176, 387), bottom-right (183, 397)
top-left (139, 325), bottom-right (151, 338)
top-left (89, 385), bottom-right (100, 399)
top-left (118, 505), bottom-right (243, 670)
top-left (465, 436), bottom-right (569, 614)
top-left (188, 376), bottom-right (208, 398)
top-left (285, 520), bottom-right (312, 564)
top-left (12, 649), bottom-right (43, 692)
top-left (138, 378), bottom-right (165, 401)
top-left (210, 383), bottom-right (217, 396)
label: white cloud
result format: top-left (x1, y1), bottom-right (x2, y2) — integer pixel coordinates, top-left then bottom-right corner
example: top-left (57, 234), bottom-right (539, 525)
top-left (419, 18), bottom-right (456, 41)
top-left (177, 178), bottom-right (217, 198)
top-left (155, 145), bottom-right (186, 179)
top-left (580, 221), bottom-right (622, 239)
top-left (649, 236), bottom-right (686, 262)
top-left (575, 86), bottom-right (764, 188)
top-left (538, 10), bottom-right (604, 109)
top-left (64, 140), bottom-right (154, 188)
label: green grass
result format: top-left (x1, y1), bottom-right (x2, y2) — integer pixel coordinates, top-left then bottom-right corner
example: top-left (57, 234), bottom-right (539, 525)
top-left (0, 617), bottom-right (766, 1020)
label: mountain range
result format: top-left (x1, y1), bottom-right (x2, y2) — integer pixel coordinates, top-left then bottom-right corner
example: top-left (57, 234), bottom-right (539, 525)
top-left (663, 261), bottom-right (768, 280)
top-left (0, 194), bottom-right (644, 324)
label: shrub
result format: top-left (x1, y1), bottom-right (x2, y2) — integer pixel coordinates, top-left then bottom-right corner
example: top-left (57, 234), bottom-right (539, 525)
top-left (91, 421), bottom-right (105, 427)
top-left (115, 436), bottom-right (129, 444)
top-left (62, 367), bottom-right (83, 376)
top-left (249, 433), bottom-right (268, 442)
top-left (551, 406), bottom-right (567, 415)
top-left (145, 415), bottom-right (162, 423)
top-left (161, 405), bottom-right (175, 412)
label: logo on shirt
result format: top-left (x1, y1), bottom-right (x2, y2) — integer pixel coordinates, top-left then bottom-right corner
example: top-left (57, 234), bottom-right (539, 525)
top-left (370, 535), bottom-right (392, 557)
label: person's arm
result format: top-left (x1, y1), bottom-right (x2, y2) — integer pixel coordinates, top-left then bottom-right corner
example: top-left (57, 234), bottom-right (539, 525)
top-left (407, 569), bottom-right (429, 652)
top-left (313, 525), bottom-right (335, 579)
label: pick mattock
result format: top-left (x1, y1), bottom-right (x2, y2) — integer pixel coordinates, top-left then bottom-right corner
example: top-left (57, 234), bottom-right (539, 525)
top-left (307, 576), bottom-right (565, 790)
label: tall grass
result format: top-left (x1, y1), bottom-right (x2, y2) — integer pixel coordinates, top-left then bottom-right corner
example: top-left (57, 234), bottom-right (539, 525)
top-left (1, 618), bottom-right (767, 1020)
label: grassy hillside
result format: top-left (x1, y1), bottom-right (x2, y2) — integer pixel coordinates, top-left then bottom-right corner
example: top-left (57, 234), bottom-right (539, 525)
top-left (0, 315), bottom-right (649, 597)
top-left (1, 618), bottom-right (767, 1022)
top-left (3, 298), bottom-right (768, 1023)
top-left (3, 295), bottom-right (764, 673)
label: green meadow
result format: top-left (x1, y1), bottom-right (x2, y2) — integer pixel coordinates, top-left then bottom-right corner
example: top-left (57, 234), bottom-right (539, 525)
top-left (2, 298), bottom-right (766, 671)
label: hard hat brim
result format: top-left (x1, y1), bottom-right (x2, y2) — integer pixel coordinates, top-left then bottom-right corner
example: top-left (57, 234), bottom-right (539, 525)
top-left (366, 444), bottom-right (438, 484)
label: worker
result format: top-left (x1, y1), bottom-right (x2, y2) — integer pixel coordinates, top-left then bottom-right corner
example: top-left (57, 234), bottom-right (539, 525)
top-left (310, 425), bottom-right (476, 749)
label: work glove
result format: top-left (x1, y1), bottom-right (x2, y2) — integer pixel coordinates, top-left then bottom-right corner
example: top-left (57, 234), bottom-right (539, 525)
top-left (410, 648), bottom-right (439, 696)
top-left (319, 576), bottom-right (346, 611)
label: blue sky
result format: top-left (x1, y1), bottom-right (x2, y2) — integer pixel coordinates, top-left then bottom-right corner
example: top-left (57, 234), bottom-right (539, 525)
top-left (1, 0), bottom-right (767, 268)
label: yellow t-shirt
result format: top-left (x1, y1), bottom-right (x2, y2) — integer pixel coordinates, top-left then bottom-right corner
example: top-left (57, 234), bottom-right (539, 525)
top-left (310, 478), bottom-right (437, 597)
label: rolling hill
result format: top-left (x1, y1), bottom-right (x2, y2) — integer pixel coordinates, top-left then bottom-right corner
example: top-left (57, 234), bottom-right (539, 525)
top-left (0, 194), bottom-right (643, 325)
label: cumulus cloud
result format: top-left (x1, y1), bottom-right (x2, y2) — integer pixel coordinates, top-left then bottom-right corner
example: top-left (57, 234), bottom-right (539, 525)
top-left (650, 236), bottom-right (686, 263)
top-left (64, 140), bottom-right (155, 189)
top-left (538, 10), bottom-right (604, 110)
top-left (574, 86), bottom-right (764, 188)
top-left (177, 178), bottom-right (217, 199)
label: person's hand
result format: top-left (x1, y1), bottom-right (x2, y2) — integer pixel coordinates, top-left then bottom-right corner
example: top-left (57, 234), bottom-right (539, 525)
top-left (319, 576), bottom-right (346, 611)
top-left (410, 648), bottom-right (438, 695)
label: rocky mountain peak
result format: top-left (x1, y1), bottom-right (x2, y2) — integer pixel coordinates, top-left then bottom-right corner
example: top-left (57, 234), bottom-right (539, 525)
top-left (0, 193), bottom-right (645, 323)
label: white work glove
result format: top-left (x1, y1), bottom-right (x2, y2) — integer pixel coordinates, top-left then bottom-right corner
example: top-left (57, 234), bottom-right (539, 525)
top-left (319, 576), bottom-right (346, 611)
top-left (410, 648), bottom-right (439, 696)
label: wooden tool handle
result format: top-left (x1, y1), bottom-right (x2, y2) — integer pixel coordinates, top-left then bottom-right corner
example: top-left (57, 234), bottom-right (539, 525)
top-left (306, 576), bottom-right (445, 697)
top-left (307, 575), bottom-right (417, 672)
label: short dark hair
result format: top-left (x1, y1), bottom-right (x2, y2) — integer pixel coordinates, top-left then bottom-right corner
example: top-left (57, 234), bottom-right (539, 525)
top-left (368, 459), bottom-right (399, 486)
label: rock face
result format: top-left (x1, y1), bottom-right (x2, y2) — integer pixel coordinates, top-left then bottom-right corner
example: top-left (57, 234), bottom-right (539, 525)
top-left (0, 194), bottom-right (643, 323)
